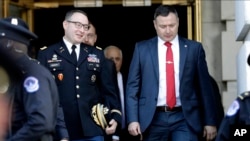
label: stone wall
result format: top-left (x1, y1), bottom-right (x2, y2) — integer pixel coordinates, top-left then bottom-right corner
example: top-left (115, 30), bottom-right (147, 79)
top-left (201, 0), bottom-right (242, 112)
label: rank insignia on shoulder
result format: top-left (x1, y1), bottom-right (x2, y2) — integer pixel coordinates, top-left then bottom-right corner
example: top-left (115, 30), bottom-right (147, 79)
top-left (40, 46), bottom-right (47, 50)
top-left (96, 46), bottom-right (102, 50)
top-left (238, 91), bottom-right (250, 100)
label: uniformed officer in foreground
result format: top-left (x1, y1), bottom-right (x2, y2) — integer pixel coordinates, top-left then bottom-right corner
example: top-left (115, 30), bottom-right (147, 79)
top-left (0, 17), bottom-right (59, 141)
top-left (215, 55), bottom-right (250, 141)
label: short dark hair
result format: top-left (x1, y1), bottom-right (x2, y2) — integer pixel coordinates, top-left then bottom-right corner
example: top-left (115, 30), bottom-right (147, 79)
top-left (154, 5), bottom-right (178, 20)
top-left (65, 9), bottom-right (88, 21)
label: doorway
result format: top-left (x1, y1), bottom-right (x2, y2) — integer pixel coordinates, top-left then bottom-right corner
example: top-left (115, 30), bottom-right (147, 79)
top-left (33, 4), bottom-right (188, 74)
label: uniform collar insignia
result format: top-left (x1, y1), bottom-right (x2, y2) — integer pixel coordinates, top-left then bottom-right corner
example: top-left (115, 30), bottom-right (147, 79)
top-left (59, 46), bottom-right (65, 53)
top-left (84, 47), bottom-right (88, 53)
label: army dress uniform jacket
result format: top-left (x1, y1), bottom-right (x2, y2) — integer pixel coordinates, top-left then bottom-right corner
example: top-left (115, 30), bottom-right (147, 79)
top-left (6, 55), bottom-right (58, 141)
top-left (216, 91), bottom-right (250, 141)
top-left (37, 41), bottom-right (121, 140)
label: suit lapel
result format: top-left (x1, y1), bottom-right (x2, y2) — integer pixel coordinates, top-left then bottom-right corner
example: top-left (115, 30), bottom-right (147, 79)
top-left (179, 37), bottom-right (188, 80)
top-left (55, 41), bottom-right (76, 65)
top-left (149, 37), bottom-right (159, 81)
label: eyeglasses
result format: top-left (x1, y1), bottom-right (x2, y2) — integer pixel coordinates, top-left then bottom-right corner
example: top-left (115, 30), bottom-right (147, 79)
top-left (67, 20), bottom-right (90, 31)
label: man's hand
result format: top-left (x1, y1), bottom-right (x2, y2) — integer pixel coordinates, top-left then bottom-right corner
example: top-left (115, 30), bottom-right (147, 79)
top-left (203, 125), bottom-right (217, 141)
top-left (128, 122), bottom-right (141, 136)
top-left (105, 119), bottom-right (118, 135)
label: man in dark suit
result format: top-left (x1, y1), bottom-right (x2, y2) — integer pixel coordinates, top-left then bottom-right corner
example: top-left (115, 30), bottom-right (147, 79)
top-left (37, 10), bottom-right (121, 141)
top-left (126, 5), bottom-right (217, 141)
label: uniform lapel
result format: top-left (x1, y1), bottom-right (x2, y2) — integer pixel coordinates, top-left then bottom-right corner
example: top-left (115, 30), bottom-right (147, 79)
top-left (78, 43), bottom-right (89, 66)
top-left (179, 37), bottom-right (188, 80)
top-left (55, 41), bottom-right (76, 65)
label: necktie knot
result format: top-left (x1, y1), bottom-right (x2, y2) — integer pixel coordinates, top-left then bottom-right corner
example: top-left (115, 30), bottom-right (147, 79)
top-left (165, 42), bottom-right (172, 48)
top-left (72, 45), bottom-right (76, 50)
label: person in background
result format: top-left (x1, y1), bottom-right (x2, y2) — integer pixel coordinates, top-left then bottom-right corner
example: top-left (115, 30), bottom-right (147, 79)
top-left (82, 22), bottom-right (102, 51)
top-left (104, 45), bottom-right (140, 141)
top-left (82, 22), bottom-right (124, 141)
top-left (126, 5), bottom-right (217, 141)
top-left (83, 22), bottom-right (97, 47)
top-left (0, 17), bottom-right (59, 141)
top-left (215, 54), bottom-right (250, 141)
top-left (37, 9), bottom-right (121, 141)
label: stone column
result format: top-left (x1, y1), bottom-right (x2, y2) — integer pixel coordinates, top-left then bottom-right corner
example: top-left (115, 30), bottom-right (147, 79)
top-left (235, 1), bottom-right (250, 94)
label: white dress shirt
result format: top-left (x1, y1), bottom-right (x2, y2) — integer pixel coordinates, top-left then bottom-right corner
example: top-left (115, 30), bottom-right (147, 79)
top-left (157, 36), bottom-right (181, 107)
top-left (117, 72), bottom-right (125, 128)
top-left (63, 37), bottom-right (80, 60)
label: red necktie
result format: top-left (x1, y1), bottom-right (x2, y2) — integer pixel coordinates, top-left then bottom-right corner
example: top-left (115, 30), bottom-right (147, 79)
top-left (165, 42), bottom-right (176, 109)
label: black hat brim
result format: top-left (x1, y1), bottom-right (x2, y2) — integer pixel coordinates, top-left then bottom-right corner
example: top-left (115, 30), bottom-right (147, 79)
top-left (0, 18), bottom-right (37, 45)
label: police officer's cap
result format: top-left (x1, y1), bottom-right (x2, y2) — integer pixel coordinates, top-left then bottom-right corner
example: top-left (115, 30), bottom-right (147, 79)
top-left (0, 17), bottom-right (38, 46)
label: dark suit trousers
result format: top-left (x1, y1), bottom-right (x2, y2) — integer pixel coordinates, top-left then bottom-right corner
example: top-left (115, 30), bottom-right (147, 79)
top-left (71, 136), bottom-right (104, 141)
top-left (143, 110), bottom-right (202, 141)
top-left (105, 128), bottom-right (140, 141)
